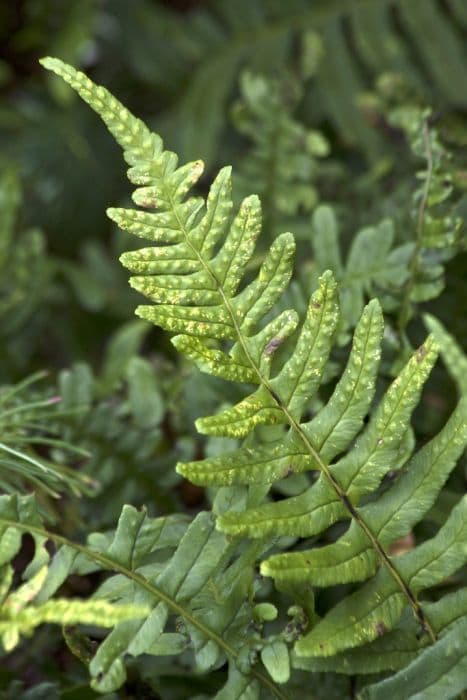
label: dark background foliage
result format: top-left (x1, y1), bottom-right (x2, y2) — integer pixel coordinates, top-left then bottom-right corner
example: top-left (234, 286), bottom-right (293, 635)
top-left (0, 1), bottom-right (466, 697)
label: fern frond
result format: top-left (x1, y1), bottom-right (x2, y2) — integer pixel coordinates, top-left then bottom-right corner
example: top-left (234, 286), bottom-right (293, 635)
top-left (264, 397), bottom-right (467, 586)
top-left (294, 486), bottom-right (467, 657)
top-left (385, 106), bottom-right (465, 335)
top-left (311, 205), bottom-right (412, 334)
top-left (295, 587), bottom-right (467, 675)
top-left (216, 336), bottom-right (435, 539)
top-left (40, 57), bottom-right (467, 693)
top-left (0, 494), bottom-right (282, 699)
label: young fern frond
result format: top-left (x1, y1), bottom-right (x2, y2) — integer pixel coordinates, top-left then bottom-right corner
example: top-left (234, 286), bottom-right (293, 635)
top-left (41, 58), bottom-right (467, 693)
top-left (392, 109), bottom-right (464, 336)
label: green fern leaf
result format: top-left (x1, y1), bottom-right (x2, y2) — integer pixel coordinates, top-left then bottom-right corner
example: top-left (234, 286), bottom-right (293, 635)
top-left (232, 71), bottom-right (329, 239)
top-left (214, 666), bottom-right (260, 700)
top-left (295, 587), bottom-right (467, 676)
top-left (311, 205), bottom-right (412, 332)
top-left (180, 298), bottom-right (382, 487)
top-left (39, 57), bottom-right (467, 694)
top-left (361, 615), bottom-right (467, 700)
top-left (296, 493), bottom-right (467, 657)
top-left (264, 397), bottom-right (467, 586)
top-left (0, 495), bottom-right (283, 697)
top-left (218, 335), bottom-right (436, 539)
top-left (424, 313), bottom-right (467, 395)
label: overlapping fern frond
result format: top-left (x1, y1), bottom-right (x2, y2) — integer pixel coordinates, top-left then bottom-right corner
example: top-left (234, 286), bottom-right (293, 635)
top-left (0, 494), bottom-right (277, 698)
top-left (310, 205), bottom-right (412, 337)
top-left (40, 58), bottom-right (467, 697)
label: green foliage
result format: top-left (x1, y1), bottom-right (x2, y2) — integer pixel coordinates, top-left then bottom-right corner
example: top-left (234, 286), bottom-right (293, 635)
top-left (0, 172), bottom-right (53, 371)
top-left (0, 371), bottom-right (93, 500)
top-left (424, 313), bottom-right (467, 397)
top-left (35, 57), bottom-right (467, 698)
top-left (0, 3), bottom-right (466, 696)
top-left (0, 494), bottom-right (281, 697)
top-left (388, 106), bottom-right (465, 336)
top-left (90, 0), bottom-right (467, 162)
top-left (310, 205), bottom-right (412, 338)
top-left (233, 71), bottom-right (328, 240)
top-left (160, 0), bottom-right (467, 161)
top-left (361, 615), bottom-right (467, 700)
top-left (1, 562), bottom-right (147, 654)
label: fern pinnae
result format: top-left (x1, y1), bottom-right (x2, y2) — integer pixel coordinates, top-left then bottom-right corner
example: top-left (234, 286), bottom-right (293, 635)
top-left (263, 397), bottom-right (467, 586)
top-left (217, 333), bottom-right (436, 540)
top-left (180, 297), bottom-right (382, 486)
top-left (0, 496), bottom-right (288, 700)
top-left (297, 492), bottom-right (467, 658)
top-left (40, 57), bottom-right (467, 683)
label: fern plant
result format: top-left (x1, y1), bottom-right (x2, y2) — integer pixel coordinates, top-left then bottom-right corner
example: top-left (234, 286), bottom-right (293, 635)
top-left (232, 71), bottom-right (328, 241)
top-left (6, 56), bottom-right (463, 698)
top-left (384, 105), bottom-right (464, 340)
top-left (309, 100), bottom-right (465, 354)
top-left (0, 493), bottom-right (284, 697)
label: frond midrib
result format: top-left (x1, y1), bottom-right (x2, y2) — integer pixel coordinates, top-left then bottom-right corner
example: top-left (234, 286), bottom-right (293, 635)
top-left (0, 515), bottom-right (290, 700)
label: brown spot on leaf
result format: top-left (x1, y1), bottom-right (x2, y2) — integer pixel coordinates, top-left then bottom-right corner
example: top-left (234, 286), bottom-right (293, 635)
top-left (265, 337), bottom-right (283, 355)
top-left (375, 622), bottom-right (387, 636)
top-left (416, 344), bottom-right (427, 363)
top-left (389, 533), bottom-right (415, 557)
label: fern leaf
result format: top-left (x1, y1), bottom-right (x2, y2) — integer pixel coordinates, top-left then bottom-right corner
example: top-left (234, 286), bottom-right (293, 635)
top-left (311, 205), bottom-right (412, 332)
top-left (264, 397), bottom-right (467, 585)
top-left (270, 270), bottom-right (338, 419)
top-left (0, 493), bottom-right (49, 577)
top-left (295, 588), bottom-right (467, 676)
top-left (218, 335), bottom-right (436, 538)
top-left (195, 271), bottom-right (338, 437)
top-left (296, 494), bottom-right (467, 657)
top-left (180, 298), bottom-right (382, 487)
top-left (0, 495), bottom-right (281, 696)
top-left (40, 58), bottom-right (467, 693)
top-left (1, 564), bottom-right (147, 653)
top-left (424, 313), bottom-right (467, 395)
top-left (361, 616), bottom-right (467, 700)
top-left (214, 666), bottom-right (260, 700)
top-left (232, 71), bottom-right (328, 239)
